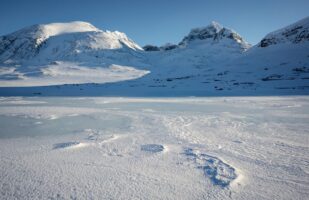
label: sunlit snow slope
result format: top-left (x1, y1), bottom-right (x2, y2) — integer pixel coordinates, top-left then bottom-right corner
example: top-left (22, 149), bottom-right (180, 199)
top-left (0, 21), bottom-right (148, 87)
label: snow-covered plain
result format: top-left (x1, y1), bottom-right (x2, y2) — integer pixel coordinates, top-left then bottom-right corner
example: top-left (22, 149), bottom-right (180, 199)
top-left (0, 96), bottom-right (308, 200)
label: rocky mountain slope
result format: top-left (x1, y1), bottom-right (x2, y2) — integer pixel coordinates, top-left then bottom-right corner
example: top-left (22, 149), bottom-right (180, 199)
top-left (258, 17), bottom-right (309, 47)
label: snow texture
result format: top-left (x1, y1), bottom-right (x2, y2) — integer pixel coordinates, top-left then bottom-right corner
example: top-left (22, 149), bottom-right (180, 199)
top-left (0, 96), bottom-right (308, 199)
top-left (141, 144), bottom-right (165, 153)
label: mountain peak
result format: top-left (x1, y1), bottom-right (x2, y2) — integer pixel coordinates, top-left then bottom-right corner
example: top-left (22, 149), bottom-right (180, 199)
top-left (182, 21), bottom-right (223, 42)
top-left (209, 21), bottom-right (223, 30)
top-left (178, 21), bottom-right (250, 50)
top-left (190, 21), bottom-right (223, 34)
top-left (38, 21), bottom-right (99, 36)
top-left (20, 21), bottom-right (100, 41)
top-left (0, 21), bottom-right (142, 63)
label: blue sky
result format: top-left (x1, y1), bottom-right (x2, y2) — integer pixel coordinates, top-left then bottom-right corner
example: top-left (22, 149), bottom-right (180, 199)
top-left (0, 0), bottom-right (308, 46)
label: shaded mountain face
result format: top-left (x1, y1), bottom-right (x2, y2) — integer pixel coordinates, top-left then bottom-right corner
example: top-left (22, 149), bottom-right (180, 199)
top-left (258, 16), bottom-right (309, 47)
top-left (0, 21), bottom-right (142, 64)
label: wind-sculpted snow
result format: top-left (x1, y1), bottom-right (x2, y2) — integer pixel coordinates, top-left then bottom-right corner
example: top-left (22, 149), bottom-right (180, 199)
top-left (184, 148), bottom-right (237, 187)
top-left (0, 97), bottom-right (308, 199)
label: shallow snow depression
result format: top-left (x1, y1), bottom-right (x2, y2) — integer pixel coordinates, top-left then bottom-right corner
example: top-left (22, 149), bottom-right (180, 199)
top-left (0, 97), bottom-right (308, 199)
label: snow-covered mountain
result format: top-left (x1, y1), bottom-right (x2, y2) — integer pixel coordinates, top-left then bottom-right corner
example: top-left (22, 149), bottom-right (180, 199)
top-left (0, 21), bottom-right (142, 64)
top-left (0, 21), bottom-right (148, 87)
top-left (0, 17), bottom-right (308, 96)
top-left (143, 21), bottom-right (250, 52)
top-left (178, 21), bottom-right (250, 50)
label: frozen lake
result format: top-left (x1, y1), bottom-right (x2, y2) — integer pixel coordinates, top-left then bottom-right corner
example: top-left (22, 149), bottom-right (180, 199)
top-left (0, 96), bottom-right (308, 199)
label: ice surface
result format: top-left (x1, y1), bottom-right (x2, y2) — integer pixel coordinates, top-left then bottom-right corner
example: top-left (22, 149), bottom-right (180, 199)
top-left (0, 96), bottom-right (308, 199)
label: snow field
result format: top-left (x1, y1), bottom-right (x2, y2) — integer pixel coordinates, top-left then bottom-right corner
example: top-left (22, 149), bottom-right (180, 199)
top-left (0, 96), bottom-right (308, 199)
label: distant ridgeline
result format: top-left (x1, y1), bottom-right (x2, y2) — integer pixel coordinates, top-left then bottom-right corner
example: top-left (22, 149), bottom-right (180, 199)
top-left (0, 17), bottom-right (308, 96)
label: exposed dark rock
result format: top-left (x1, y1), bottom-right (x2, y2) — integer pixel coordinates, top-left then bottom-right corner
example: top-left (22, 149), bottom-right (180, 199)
top-left (262, 74), bottom-right (283, 81)
top-left (143, 45), bottom-right (160, 51)
top-left (293, 67), bottom-right (309, 73)
top-left (166, 76), bottom-right (193, 82)
top-left (160, 43), bottom-right (178, 51)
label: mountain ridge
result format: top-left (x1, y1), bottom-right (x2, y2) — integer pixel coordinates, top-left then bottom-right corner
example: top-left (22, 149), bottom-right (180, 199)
top-left (0, 17), bottom-right (308, 96)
